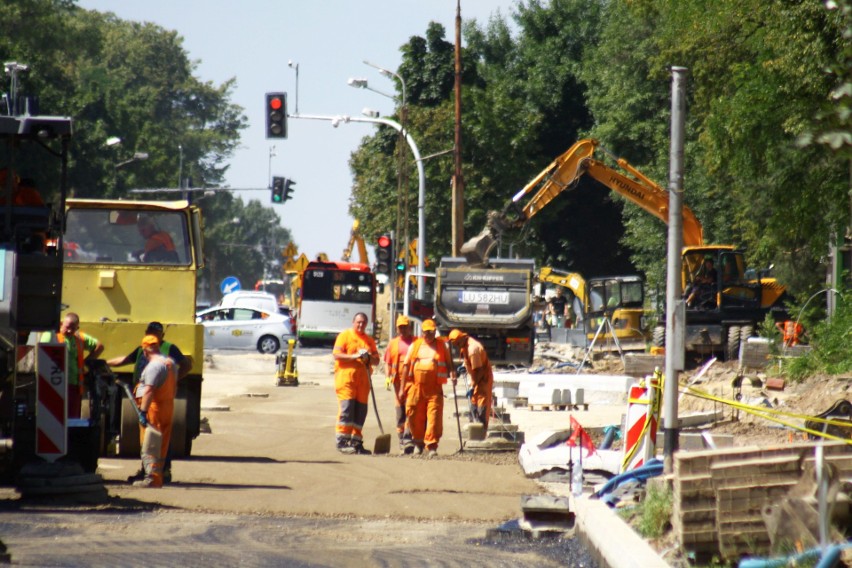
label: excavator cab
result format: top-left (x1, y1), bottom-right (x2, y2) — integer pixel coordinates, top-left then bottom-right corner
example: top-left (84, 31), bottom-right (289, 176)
top-left (682, 247), bottom-right (761, 311)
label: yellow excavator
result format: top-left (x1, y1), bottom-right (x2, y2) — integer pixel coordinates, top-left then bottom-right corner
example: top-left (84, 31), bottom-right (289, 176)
top-left (537, 266), bottom-right (649, 349)
top-left (341, 220), bottom-right (369, 264)
top-left (462, 139), bottom-right (788, 359)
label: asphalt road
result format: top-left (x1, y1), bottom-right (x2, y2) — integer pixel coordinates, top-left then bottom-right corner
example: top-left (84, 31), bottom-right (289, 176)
top-left (0, 349), bottom-right (598, 567)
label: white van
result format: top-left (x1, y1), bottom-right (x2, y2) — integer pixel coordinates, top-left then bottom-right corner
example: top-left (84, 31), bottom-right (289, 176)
top-left (218, 291), bottom-right (278, 314)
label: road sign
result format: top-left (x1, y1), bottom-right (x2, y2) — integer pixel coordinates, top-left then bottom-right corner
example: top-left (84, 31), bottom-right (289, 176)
top-left (221, 276), bottom-right (242, 295)
top-left (36, 343), bottom-right (67, 462)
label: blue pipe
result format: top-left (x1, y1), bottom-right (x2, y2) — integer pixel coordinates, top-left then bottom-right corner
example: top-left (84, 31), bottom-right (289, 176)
top-left (738, 542), bottom-right (852, 568)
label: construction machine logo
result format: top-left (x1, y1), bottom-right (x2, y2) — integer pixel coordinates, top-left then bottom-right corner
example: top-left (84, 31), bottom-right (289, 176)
top-left (463, 274), bottom-right (504, 282)
top-left (608, 174), bottom-right (645, 200)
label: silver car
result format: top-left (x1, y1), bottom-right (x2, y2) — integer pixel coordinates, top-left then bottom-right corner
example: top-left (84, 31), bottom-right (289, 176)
top-left (196, 307), bottom-right (294, 354)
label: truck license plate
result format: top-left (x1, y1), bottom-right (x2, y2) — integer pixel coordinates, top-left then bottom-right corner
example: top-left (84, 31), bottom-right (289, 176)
top-left (459, 291), bottom-right (510, 304)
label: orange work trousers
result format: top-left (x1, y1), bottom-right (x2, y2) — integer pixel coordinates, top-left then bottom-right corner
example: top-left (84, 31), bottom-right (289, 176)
top-left (138, 399), bottom-right (173, 488)
top-left (470, 378), bottom-right (493, 429)
top-left (335, 370), bottom-right (370, 444)
top-left (405, 370), bottom-right (444, 451)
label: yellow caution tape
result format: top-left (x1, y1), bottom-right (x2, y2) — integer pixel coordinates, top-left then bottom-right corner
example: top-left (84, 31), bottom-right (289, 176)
top-left (682, 385), bottom-right (852, 444)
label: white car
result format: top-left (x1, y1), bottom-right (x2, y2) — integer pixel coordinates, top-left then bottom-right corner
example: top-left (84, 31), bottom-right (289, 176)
top-left (196, 307), bottom-right (294, 354)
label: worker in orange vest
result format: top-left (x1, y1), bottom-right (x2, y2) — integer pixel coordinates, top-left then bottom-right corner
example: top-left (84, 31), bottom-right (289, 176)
top-left (775, 320), bottom-right (804, 347)
top-left (332, 312), bottom-right (380, 455)
top-left (383, 314), bottom-right (416, 453)
top-left (448, 329), bottom-right (494, 430)
top-left (133, 335), bottom-right (177, 488)
top-left (400, 319), bottom-right (456, 458)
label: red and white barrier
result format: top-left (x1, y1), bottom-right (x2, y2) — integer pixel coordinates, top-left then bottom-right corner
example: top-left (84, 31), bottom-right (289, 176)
top-left (35, 343), bottom-right (67, 461)
top-left (621, 368), bottom-right (662, 473)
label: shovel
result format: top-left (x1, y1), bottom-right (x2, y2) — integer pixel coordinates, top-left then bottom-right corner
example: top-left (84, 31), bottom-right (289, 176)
top-left (367, 369), bottom-right (391, 455)
top-left (117, 380), bottom-right (162, 459)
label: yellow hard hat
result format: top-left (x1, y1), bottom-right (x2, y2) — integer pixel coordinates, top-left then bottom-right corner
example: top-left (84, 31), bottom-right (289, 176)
top-left (421, 319), bottom-right (436, 331)
top-left (396, 315), bottom-right (410, 326)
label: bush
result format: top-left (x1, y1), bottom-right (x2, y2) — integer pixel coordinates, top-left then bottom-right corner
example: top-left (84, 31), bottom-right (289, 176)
top-left (635, 481), bottom-right (673, 539)
top-left (784, 296), bottom-right (852, 381)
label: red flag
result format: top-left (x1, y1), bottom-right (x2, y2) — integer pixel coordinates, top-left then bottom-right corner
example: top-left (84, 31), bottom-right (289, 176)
top-left (567, 416), bottom-right (596, 457)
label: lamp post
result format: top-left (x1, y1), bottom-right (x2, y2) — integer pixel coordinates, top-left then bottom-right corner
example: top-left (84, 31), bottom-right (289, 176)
top-left (114, 151), bottom-right (149, 193)
top-left (349, 63), bottom-right (412, 305)
top-left (294, 111), bottom-right (426, 300)
top-left (288, 60), bottom-right (299, 115)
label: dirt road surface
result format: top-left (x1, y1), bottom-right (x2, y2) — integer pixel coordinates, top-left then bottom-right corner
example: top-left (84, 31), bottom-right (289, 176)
top-left (0, 350), bottom-right (599, 567)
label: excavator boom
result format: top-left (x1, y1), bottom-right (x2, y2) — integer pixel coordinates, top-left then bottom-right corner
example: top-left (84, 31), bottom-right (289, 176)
top-left (460, 139), bottom-right (703, 265)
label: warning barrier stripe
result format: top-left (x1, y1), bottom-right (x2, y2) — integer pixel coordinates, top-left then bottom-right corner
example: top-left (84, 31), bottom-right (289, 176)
top-left (37, 375), bottom-right (64, 423)
top-left (682, 385), bottom-right (852, 444)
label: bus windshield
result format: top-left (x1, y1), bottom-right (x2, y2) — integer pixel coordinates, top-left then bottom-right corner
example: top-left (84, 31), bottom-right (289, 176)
top-left (302, 268), bottom-right (373, 304)
top-left (64, 208), bottom-right (191, 266)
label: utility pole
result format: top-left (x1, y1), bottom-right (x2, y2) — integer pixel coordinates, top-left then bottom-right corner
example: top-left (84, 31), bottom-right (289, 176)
top-left (451, 0), bottom-right (465, 256)
top-left (663, 67), bottom-right (688, 474)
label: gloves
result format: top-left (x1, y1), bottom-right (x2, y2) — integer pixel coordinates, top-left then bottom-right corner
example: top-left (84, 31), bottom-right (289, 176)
top-left (138, 412), bottom-right (149, 427)
top-left (385, 376), bottom-right (392, 391)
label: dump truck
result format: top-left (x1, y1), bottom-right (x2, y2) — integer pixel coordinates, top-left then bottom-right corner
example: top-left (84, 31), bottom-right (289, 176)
top-left (61, 198), bottom-right (205, 457)
top-left (461, 139), bottom-right (788, 360)
top-left (434, 257), bottom-right (536, 366)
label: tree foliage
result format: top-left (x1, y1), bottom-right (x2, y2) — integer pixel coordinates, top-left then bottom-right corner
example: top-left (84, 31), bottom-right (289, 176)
top-left (0, 0), bottom-right (290, 301)
top-left (350, 0), bottom-right (848, 305)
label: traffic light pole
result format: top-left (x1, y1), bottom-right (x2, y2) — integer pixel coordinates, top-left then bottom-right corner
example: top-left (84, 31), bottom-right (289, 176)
top-left (290, 112), bottom-right (426, 300)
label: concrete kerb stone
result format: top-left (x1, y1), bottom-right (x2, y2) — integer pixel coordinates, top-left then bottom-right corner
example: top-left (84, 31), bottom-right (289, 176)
top-left (572, 495), bottom-right (670, 568)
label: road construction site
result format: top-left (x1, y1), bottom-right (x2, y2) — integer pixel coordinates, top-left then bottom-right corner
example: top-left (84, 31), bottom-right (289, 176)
top-left (0, 349), bottom-right (606, 567)
top-left (2, 341), bottom-right (849, 567)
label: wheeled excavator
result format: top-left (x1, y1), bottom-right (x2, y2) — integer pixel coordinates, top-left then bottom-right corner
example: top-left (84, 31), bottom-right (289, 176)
top-left (461, 139), bottom-right (788, 360)
top-left (537, 266), bottom-right (649, 349)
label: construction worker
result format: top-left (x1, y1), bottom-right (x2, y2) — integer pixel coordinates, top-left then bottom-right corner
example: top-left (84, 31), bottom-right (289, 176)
top-left (332, 312), bottom-right (380, 455)
top-left (448, 329), bottom-right (494, 430)
top-left (383, 314), bottom-right (415, 453)
top-left (133, 215), bottom-right (178, 263)
top-left (107, 321), bottom-right (192, 484)
top-left (42, 312), bottom-right (104, 418)
top-left (133, 335), bottom-right (177, 488)
top-left (775, 320), bottom-right (805, 347)
top-left (400, 319), bottom-right (456, 458)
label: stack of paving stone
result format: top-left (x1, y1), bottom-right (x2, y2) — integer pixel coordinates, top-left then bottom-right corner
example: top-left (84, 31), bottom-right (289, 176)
top-left (462, 403), bottom-right (524, 451)
top-left (673, 442), bottom-right (852, 562)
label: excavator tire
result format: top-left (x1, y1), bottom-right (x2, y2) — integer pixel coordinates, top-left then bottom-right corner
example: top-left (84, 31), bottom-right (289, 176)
top-left (726, 326), bottom-right (741, 362)
top-left (652, 326), bottom-right (665, 348)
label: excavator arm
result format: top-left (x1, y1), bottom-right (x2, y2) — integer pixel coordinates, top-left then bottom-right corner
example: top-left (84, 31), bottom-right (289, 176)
top-left (461, 139), bottom-right (703, 265)
top-left (537, 266), bottom-right (587, 306)
top-left (341, 220), bottom-right (369, 265)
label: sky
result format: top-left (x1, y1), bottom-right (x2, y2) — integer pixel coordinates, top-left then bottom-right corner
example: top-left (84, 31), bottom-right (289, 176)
top-left (75, 0), bottom-right (520, 268)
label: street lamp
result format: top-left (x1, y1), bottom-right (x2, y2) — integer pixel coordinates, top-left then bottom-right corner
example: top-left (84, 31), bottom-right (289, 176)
top-left (350, 63), bottom-right (412, 302)
top-left (292, 111), bottom-right (426, 299)
top-left (347, 77), bottom-right (395, 100)
top-left (288, 60), bottom-right (299, 115)
top-left (114, 151), bottom-right (148, 192)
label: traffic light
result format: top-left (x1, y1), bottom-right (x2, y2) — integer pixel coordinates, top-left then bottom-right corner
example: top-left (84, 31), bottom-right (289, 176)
top-left (395, 258), bottom-right (406, 273)
top-left (283, 178), bottom-right (295, 201)
top-left (271, 176), bottom-right (285, 203)
top-left (376, 234), bottom-right (393, 275)
top-left (265, 92), bottom-right (287, 139)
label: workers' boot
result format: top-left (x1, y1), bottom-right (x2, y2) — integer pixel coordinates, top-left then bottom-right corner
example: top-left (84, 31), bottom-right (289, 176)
top-left (336, 437), bottom-right (355, 455)
top-left (133, 456), bottom-right (162, 488)
top-left (127, 464), bottom-right (145, 483)
top-left (351, 440), bottom-right (371, 455)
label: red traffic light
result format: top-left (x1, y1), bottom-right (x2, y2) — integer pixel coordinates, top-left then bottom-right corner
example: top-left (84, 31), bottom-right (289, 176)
top-left (377, 235), bottom-right (391, 248)
top-left (269, 97), bottom-right (283, 111)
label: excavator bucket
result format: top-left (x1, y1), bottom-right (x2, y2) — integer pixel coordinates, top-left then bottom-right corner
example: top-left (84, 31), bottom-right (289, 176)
top-left (460, 227), bottom-right (496, 266)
